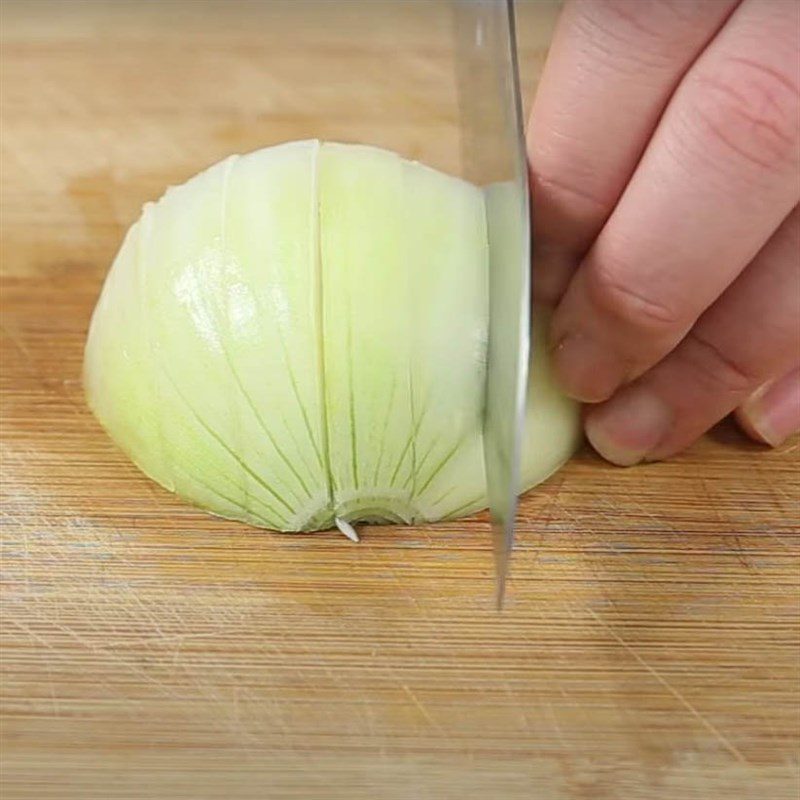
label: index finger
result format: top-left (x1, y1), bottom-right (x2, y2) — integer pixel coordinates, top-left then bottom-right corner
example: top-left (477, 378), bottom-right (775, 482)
top-left (528, 0), bottom-right (738, 303)
top-left (550, 0), bottom-right (800, 403)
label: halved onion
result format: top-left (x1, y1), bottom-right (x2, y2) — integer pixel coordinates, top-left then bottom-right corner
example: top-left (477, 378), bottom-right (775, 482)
top-left (84, 141), bottom-right (581, 532)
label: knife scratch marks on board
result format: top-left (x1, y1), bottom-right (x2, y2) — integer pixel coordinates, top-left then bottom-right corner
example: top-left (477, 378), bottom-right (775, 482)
top-left (86, 629), bottom-right (224, 652)
top-left (321, 571), bottom-right (451, 740)
top-left (545, 701), bottom-right (568, 750)
top-left (504, 677), bottom-right (533, 738)
top-left (597, 494), bottom-right (669, 534)
top-left (399, 682), bottom-right (448, 739)
top-left (695, 473), bottom-right (754, 573)
top-left (128, 589), bottom-right (168, 642)
top-left (728, 534), bottom-right (755, 573)
top-left (5, 614), bottom-right (178, 704)
top-left (586, 608), bottom-right (748, 765)
top-left (0, 321), bottom-right (33, 361)
top-left (385, 562), bottom-right (446, 637)
top-left (9, 611), bottom-right (64, 720)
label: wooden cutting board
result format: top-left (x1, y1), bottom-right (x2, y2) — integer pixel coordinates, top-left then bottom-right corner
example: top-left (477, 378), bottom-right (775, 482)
top-left (1, 2), bottom-right (798, 798)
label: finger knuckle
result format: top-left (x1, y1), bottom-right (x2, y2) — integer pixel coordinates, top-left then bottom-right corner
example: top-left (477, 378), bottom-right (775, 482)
top-left (600, 0), bottom-right (702, 35)
top-left (587, 255), bottom-right (684, 334)
top-left (680, 329), bottom-right (760, 397)
top-left (688, 55), bottom-right (800, 176)
top-left (531, 168), bottom-right (611, 217)
top-left (527, 119), bottom-right (617, 218)
top-left (577, 0), bottom-right (707, 70)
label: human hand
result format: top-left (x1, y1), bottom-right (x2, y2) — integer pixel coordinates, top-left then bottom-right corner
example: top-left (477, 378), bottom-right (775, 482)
top-left (528, 0), bottom-right (800, 465)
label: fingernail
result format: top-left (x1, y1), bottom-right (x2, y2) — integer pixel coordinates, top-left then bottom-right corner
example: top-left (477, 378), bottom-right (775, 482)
top-left (552, 332), bottom-right (625, 403)
top-left (586, 388), bottom-right (673, 466)
top-left (739, 375), bottom-right (800, 447)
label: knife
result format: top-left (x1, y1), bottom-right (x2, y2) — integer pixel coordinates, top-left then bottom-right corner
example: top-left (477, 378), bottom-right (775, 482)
top-left (454, 0), bottom-right (531, 608)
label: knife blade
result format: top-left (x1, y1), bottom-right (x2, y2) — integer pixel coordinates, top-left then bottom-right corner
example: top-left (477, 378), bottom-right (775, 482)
top-left (454, 0), bottom-right (531, 608)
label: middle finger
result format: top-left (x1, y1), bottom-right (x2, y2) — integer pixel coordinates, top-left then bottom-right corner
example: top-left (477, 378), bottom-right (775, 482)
top-left (550, 0), bottom-right (800, 403)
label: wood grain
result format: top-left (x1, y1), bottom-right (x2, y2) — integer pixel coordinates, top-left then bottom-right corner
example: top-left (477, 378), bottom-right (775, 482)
top-left (1, 2), bottom-right (798, 798)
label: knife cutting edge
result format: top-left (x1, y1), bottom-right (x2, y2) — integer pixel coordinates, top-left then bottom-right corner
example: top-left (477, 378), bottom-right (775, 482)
top-left (454, 0), bottom-right (531, 608)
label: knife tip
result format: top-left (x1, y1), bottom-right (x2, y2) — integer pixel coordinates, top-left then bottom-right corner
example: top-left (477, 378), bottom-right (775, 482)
top-left (494, 575), bottom-right (507, 611)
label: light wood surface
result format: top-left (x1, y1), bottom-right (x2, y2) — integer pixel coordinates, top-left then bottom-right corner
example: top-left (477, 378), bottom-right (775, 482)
top-left (2, 2), bottom-right (798, 798)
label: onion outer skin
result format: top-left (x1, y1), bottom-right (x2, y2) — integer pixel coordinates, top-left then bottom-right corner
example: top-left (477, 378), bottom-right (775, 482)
top-left (84, 141), bottom-right (581, 532)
